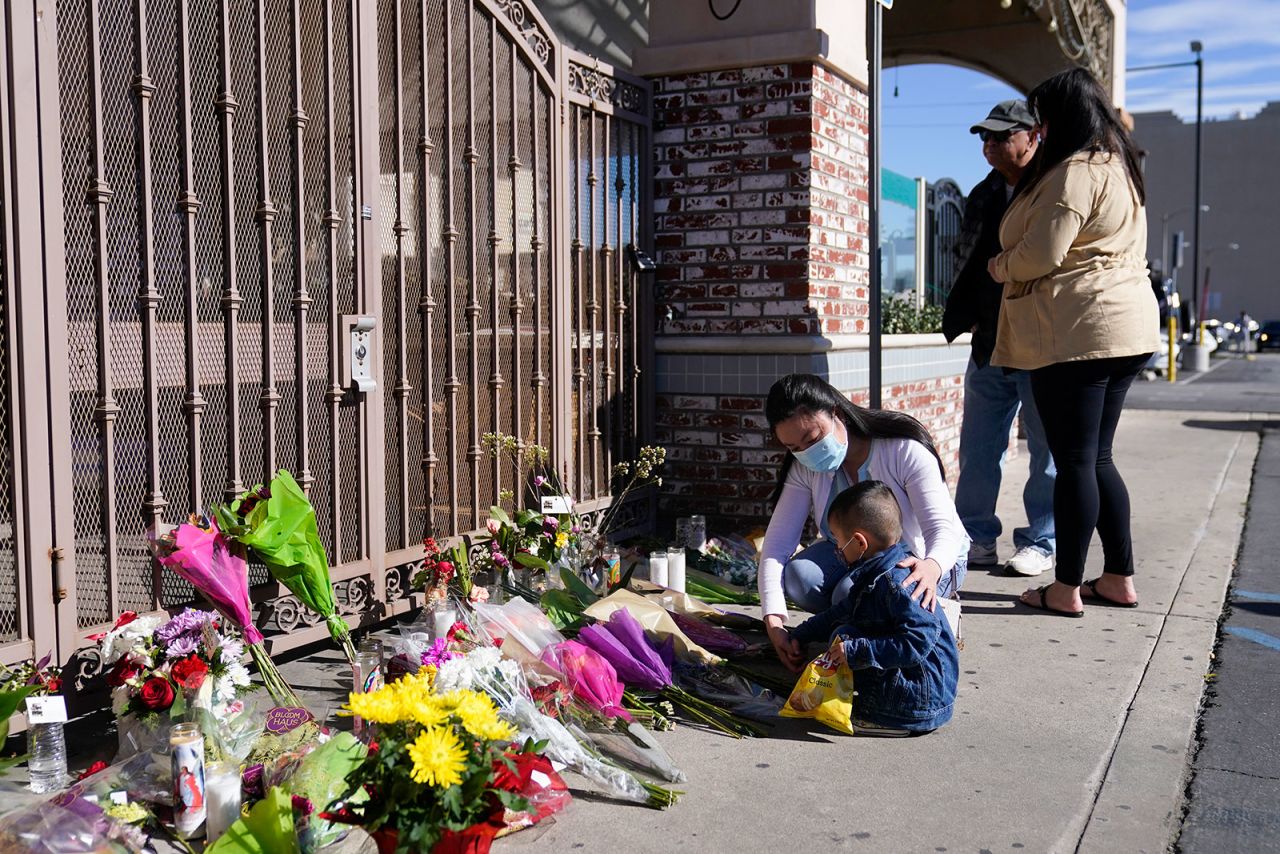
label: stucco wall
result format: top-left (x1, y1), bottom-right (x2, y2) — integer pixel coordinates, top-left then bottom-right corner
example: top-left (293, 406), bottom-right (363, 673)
top-left (1133, 104), bottom-right (1280, 322)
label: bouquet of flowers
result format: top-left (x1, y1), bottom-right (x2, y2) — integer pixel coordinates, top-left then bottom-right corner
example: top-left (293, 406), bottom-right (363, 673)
top-left (151, 517), bottom-right (302, 708)
top-left (99, 609), bottom-right (251, 722)
top-left (411, 537), bottom-right (486, 606)
top-left (215, 471), bottom-right (356, 665)
top-left (333, 670), bottom-right (536, 854)
top-left (0, 652), bottom-right (62, 697)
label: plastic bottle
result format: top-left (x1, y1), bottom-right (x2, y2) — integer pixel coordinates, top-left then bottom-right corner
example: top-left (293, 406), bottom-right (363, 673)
top-left (27, 720), bottom-right (68, 794)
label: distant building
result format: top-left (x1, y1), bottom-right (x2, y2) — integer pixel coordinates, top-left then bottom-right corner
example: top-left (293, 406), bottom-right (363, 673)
top-left (1132, 103), bottom-right (1280, 323)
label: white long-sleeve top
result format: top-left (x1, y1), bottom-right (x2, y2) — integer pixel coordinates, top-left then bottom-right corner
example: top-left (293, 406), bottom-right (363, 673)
top-left (757, 437), bottom-right (970, 619)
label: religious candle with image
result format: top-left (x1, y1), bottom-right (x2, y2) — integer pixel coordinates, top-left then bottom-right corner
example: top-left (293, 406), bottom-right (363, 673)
top-left (170, 722), bottom-right (206, 838)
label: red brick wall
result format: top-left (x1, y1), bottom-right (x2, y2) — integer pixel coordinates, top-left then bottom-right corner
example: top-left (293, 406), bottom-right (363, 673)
top-left (650, 60), bottom-right (967, 536)
top-left (652, 62), bottom-right (870, 336)
top-left (656, 377), bottom-right (964, 533)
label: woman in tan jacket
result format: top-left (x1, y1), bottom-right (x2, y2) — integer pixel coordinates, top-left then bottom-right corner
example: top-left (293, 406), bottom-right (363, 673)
top-left (988, 68), bottom-right (1158, 618)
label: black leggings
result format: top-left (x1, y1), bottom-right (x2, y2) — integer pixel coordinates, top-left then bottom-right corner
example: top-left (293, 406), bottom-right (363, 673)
top-left (1029, 354), bottom-right (1150, 587)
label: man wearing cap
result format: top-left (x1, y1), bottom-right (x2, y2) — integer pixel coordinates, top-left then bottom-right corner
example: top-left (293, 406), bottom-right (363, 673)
top-left (943, 99), bottom-right (1057, 578)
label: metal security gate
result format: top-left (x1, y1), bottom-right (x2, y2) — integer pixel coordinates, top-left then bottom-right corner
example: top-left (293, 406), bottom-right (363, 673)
top-left (1, 0), bottom-right (650, 681)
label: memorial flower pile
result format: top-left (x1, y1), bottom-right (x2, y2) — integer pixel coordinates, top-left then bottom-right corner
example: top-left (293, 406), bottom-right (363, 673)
top-left (97, 609), bottom-right (251, 721)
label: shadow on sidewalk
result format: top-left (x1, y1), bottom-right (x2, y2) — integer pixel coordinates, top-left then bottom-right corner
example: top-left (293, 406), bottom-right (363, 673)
top-left (1182, 419), bottom-right (1280, 432)
top-left (955, 590), bottom-right (1034, 616)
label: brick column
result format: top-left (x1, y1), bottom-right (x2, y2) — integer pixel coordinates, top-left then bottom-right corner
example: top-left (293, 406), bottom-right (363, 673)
top-left (650, 61), bottom-right (967, 534)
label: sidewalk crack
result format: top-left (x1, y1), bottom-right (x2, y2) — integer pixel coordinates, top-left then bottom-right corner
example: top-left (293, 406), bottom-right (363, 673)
top-left (1200, 766), bottom-right (1280, 783)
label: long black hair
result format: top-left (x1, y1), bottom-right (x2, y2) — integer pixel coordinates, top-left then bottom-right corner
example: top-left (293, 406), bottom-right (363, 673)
top-left (765, 374), bottom-right (945, 505)
top-left (1020, 67), bottom-right (1145, 204)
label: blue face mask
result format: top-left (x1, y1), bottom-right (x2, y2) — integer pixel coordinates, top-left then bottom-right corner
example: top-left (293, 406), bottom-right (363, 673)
top-left (833, 531), bottom-right (867, 570)
top-left (792, 425), bottom-right (848, 473)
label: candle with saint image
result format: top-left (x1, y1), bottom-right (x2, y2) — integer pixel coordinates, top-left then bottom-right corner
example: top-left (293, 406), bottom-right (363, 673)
top-left (170, 722), bottom-right (206, 838)
top-left (666, 546), bottom-right (686, 594)
top-left (204, 761), bottom-right (241, 843)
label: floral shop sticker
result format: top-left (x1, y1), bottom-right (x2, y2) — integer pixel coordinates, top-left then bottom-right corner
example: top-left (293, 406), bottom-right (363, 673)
top-left (25, 695), bottom-right (69, 724)
top-left (264, 706), bottom-right (314, 734)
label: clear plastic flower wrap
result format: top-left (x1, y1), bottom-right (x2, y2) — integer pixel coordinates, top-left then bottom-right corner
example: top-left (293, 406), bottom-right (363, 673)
top-left (0, 797), bottom-right (146, 854)
top-left (194, 688), bottom-right (273, 768)
top-left (568, 720), bottom-right (687, 784)
top-left (439, 646), bottom-right (679, 807)
top-left (674, 661), bottom-right (785, 721)
top-left (470, 598), bottom-right (566, 658)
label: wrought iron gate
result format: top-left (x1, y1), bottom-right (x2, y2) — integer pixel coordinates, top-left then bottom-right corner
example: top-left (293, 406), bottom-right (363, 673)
top-left (0, 0), bottom-right (651, 678)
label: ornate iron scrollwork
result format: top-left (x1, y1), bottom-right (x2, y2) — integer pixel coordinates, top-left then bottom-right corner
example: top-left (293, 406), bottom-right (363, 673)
top-left (567, 60), bottom-right (646, 114)
top-left (493, 0), bottom-right (553, 70)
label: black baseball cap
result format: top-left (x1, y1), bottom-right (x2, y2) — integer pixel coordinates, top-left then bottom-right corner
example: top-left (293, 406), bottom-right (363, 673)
top-left (969, 100), bottom-right (1037, 135)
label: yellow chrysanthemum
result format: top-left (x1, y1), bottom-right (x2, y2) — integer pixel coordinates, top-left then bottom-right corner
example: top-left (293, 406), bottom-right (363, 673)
top-left (347, 688), bottom-right (407, 724)
top-left (407, 695), bottom-right (449, 729)
top-left (407, 727), bottom-right (468, 788)
top-left (453, 692), bottom-right (514, 742)
top-left (555, 532), bottom-right (568, 549)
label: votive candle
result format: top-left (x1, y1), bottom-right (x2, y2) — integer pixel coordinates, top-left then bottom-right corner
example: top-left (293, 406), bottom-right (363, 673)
top-left (666, 546), bottom-right (686, 594)
top-left (648, 552), bottom-right (669, 587)
top-left (204, 762), bottom-right (241, 843)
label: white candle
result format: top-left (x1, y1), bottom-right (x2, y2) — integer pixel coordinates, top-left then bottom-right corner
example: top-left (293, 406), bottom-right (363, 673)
top-left (432, 607), bottom-right (458, 640)
top-left (204, 763), bottom-right (241, 843)
top-left (648, 552), bottom-right (669, 587)
top-left (666, 547), bottom-right (686, 594)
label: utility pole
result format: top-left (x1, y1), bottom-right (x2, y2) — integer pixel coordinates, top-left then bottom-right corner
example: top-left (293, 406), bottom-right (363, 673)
top-left (1191, 41), bottom-right (1204, 343)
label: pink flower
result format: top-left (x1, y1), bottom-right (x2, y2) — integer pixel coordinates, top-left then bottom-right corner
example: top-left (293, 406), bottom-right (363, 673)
top-left (469, 586), bottom-right (490, 603)
top-left (486, 519), bottom-right (501, 536)
top-left (533, 475), bottom-right (548, 488)
top-left (543, 640), bottom-right (631, 721)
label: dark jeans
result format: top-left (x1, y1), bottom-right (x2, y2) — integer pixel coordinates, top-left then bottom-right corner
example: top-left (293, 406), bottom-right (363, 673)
top-left (1029, 354), bottom-right (1151, 587)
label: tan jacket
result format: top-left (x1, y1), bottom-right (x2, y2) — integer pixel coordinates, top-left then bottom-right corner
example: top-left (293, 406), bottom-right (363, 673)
top-left (991, 151), bottom-right (1159, 370)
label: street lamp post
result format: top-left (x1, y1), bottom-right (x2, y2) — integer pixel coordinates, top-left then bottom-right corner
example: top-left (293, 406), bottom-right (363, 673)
top-left (1127, 41), bottom-right (1206, 364)
top-left (1191, 41), bottom-right (1205, 343)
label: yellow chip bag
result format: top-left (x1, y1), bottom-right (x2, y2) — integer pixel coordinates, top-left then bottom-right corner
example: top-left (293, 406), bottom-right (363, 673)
top-left (779, 641), bottom-right (855, 735)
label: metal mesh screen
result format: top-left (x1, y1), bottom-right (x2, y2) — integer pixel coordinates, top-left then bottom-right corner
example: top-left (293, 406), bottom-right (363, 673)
top-left (0, 135), bottom-right (16, 641)
top-left (49, 0), bottom-right (650, 636)
top-left (58, 0), bottom-right (364, 629)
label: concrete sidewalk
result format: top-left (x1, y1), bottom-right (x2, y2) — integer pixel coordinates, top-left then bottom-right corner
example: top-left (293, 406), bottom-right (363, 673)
top-left (509, 409), bottom-right (1257, 854)
top-left (17, 408), bottom-right (1252, 854)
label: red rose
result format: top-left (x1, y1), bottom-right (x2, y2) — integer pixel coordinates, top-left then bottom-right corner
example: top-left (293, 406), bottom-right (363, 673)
top-left (139, 676), bottom-right (175, 711)
top-left (170, 656), bottom-right (209, 691)
top-left (106, 657), bottom-right (141, 688)
top-left (435, 561), bottom-right (455, 583)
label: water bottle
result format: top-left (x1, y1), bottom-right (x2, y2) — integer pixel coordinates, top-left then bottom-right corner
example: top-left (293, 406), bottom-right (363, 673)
top-left (27, 720), bottom-right (68, 793)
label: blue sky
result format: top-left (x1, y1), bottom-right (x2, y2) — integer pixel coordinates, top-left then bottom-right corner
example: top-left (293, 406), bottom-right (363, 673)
top-left (883, 0), bottom-right (1280, 191)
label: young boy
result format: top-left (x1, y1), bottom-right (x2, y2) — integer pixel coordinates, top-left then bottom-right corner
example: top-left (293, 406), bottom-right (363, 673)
top-left (788, 480), bottom-right (960, 735)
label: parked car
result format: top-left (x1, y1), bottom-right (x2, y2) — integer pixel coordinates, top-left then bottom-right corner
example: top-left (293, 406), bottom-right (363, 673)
top-left (1257, 321), bottom-right (1280, 352)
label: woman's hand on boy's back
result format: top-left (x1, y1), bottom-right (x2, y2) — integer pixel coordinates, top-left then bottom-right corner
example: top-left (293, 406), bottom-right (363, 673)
top-left (765, 616), bottom-right (804, 672)
top-left (898, 556), bottom-right (943, 611)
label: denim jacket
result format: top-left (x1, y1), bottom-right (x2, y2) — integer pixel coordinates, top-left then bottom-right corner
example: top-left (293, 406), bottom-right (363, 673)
top-left (790, 542), bottom-right (959, 732)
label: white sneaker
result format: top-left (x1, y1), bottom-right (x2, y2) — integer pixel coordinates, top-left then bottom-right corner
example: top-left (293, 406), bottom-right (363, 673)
top-left (1005, 546), bottom-right (1054, 577)
top-left (968, 541), bottom-right (999, 566)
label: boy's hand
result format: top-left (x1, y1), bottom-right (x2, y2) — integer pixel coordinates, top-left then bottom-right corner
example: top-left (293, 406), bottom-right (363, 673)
top-left (827, 639), bottom-right (847, 668)
top-left (766, 617), bottom-right (804, 672)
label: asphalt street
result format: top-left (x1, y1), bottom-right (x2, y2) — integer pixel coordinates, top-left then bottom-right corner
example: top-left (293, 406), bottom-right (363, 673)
top-left (1126, 351), bottom-right (1280, 416)
top-left (1176, 423), bottom-right (1280, 853)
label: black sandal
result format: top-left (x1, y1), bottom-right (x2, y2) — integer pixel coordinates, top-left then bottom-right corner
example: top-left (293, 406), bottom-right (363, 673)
top-left (1021, 584), bottom-right (1084, 618)
top-left (1081, 578), bottom-right (1139, 609)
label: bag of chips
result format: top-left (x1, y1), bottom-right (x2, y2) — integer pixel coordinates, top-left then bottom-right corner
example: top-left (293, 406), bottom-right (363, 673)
top-left (779, 641), bottom-right (855, 735)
